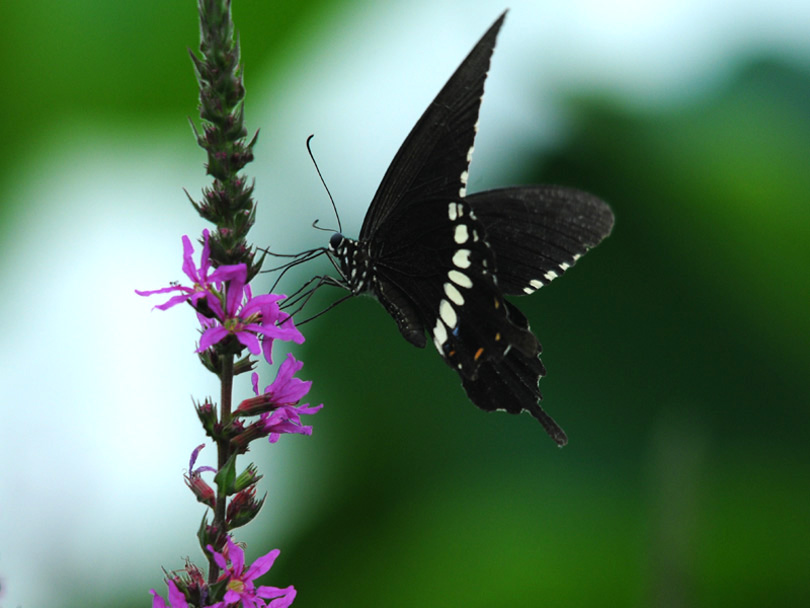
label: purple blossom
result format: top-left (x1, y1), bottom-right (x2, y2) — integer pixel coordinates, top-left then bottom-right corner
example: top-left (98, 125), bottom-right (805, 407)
top-left (207, 538), bottom-right (296, 608)
top-left (251, 354), bottom-right (311, 407)
top-left (232, 353), bottom-right (322, 443)
top-left (196, 274), bottom-right (304, 364)
top-left (136, 230), bottom-right (244, 313)
top-left (185, 444), bottom-right (217, 507)
top-left (151, 580), bottom-right (189, 608)
top-left (259, 401), bottom-right (323, 444)
top-left (137, 230), bottom-right (305, 364)
top-left (188, 443), bottom-right (217, 476)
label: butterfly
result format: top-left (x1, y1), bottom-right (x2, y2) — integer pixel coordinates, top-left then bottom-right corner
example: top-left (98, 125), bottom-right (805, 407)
top-left (324, 12), bottom-right (614, 445)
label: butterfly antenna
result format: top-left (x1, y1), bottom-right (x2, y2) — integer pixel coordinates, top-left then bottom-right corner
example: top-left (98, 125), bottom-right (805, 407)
top-left (307, 134), bottom-right (342, 234)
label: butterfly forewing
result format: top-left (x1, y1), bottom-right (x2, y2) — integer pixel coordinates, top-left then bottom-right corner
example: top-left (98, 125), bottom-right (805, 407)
top-left (359, 14), bottom-right (506, 241)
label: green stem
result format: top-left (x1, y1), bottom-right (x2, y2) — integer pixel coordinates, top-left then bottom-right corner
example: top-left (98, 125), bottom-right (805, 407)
top-left (208, 352), bottom-right (234, 585)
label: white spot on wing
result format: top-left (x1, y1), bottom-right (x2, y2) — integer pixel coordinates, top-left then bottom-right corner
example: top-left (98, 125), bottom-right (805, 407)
top-left (448, 269), bottom-right (473, 289)
top-left (543, 270), bottom-right (558, 282)
top-left (560, 262), bottom-right (571, 271)
top-left (523, 278), bottom-right (544, 294)
top-left (452, 249), bottom-right (471, 269)
top-left (454, 224), bottom-right (468, 244)
top-left (439, 299), bottom-right (457, 328)
top-left (444, 282), bottom-right (465, 306)
top-left (460, 170), bottom-right (468, 185)
top-left (432, 318), bottom-right (448, 354)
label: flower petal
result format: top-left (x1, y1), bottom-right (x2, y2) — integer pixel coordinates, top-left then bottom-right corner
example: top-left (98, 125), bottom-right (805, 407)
top-left (166, 580), bottom-right (189, 608)
top-left (180, 235), bottom-right (199, 283)
top-left (207, 544), bottom-right (228, 571)
top-left (226, 537), bottom-right (246, 574)
top-left (264, 586), bottom-right (297, 608)
top-left (188, 443), bottom-right (206, 471)
top-left (243, 548), bottom-right (280, 580)
top-left (209, 263), bottom-right (247, 290)
top-left (198, 229), bottom-right (212, 279)
top-left (150, 589), bottom-right (167, 608)
top-left (198, 326), bottom-right (229, 352)
top-left (235, 330), bottom-right (262, 355)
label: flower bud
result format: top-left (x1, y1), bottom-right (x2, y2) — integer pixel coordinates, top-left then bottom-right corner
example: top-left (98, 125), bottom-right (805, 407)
top-left (226, 486), bottom-right (265, 529)
top-left (234, 462), bottom-right (262, 493)
top-left (195, 399), bottom-right (218, 437)
top-left (234, 394), bottom-right (273, 417)
top-left (185, 472), bottom-right (215, 508)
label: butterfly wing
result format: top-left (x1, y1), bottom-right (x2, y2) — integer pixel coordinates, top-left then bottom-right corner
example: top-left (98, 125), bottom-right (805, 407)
top-left (333, 13), bottom-right (613, 445)
top-left (369, 197), bottom-right (539, 377)
top-left (465, 186), bottom-right (615, 295)
top-left (370, 197), bottom-right (568, 445)
top-left (368, 186), bottom-right (612, 445)
top-left (458, 299), bottom-right (569, 446)
top-left (359, 12), bottom-right (506, 241)
top-left (458, 186), bottom-right (612, 445)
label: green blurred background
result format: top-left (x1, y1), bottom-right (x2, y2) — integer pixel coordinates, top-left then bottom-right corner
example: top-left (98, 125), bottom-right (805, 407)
top-left (1, 1), bottom-right (808, 607)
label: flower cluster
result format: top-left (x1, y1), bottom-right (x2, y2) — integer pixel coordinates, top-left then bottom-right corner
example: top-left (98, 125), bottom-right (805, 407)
top-left (229, 354), bottom-right (324, 446)
top-left (137, 230), bottom-right (304, 364)
top-left (140, 230), bottom-right (320, 607)
top-left (151, 540), bottom-right (296, 608)
top-left (141, 2), bottom-right (321, 605)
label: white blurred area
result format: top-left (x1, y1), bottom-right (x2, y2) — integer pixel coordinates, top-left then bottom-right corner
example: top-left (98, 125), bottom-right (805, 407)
top-left (1, 0), bottom-right (808, 606)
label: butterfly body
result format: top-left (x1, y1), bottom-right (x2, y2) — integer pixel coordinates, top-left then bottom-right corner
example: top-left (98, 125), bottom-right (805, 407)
top-left (326, 12), bottom-right (614, 445)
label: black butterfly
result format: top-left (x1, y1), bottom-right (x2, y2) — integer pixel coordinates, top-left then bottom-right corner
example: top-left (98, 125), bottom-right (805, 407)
top-left (325, 12), bottom-right (613, 445)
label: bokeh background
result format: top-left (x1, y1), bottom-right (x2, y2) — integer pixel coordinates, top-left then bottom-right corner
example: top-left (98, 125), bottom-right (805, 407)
top-left (1, 1), bottom-right (809, 606)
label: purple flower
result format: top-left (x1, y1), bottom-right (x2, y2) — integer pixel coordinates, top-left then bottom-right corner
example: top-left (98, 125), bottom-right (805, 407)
top-left (207, 538), bottom-right (296, 608)
top-left (137, 230), bottom-right (244, 313)
top-left (259, 401), bottom-right (323, 444)
top-left (252, 354), bottom-right (311, 407)
top-left (188, 443), bottom-right (217, 476)
top-left (151, 580), bottom-right (189, 608)
top-left (185, 444), bottom-right (217, 507)
top-left (197, 275), bottom-right (304, 364)
top-left (231, 354), bottom-right (322, 444)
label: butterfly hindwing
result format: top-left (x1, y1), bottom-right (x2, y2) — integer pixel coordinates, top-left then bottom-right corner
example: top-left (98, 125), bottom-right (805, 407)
top-left (461, 346), bottom-right (570, 446)
top-left (359, 13), bottom-right (506, 240)
top-left (466, 186), bottom-right (615, 295)
top-left (369, 197), bottom-right (538, 378)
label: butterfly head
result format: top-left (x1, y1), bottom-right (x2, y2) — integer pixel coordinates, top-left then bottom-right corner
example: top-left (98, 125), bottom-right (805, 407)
top-left (328, 233), bottom-right (371, 295)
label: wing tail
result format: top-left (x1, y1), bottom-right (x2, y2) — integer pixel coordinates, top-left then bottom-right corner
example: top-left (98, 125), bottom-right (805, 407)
top-left (460, 347), bottom-right (568, 446)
